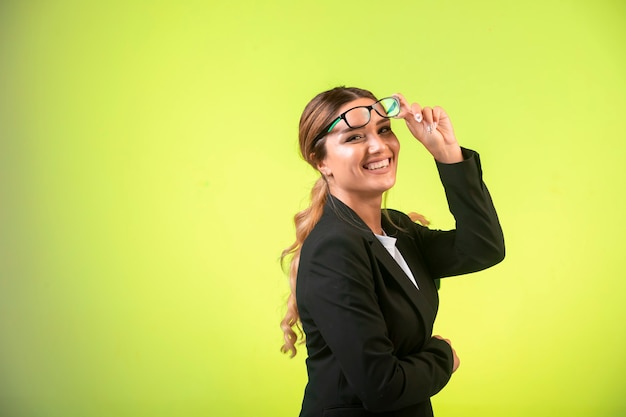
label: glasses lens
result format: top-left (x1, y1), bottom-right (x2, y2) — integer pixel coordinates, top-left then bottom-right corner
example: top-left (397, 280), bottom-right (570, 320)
top-left (332, 97), bottom-right (400, 133)
top-left (343, 107), bottom-right (371, 129)
top-left (375, 97), bottom-right (400, 117)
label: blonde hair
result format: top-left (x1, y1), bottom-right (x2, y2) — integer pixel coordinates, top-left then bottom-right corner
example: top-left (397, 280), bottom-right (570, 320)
top-left (280, 87), bottom-right (377, 357)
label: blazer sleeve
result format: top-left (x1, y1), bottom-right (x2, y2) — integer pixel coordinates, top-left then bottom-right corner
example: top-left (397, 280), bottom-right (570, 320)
top-left (409, 147), bottom-right (505, 278)
top-left (298, 230), bottom-right (454, 412)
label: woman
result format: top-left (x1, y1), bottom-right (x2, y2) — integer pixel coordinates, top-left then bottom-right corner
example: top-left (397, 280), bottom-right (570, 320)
top-left (280, 87), bottom-right (505, 417)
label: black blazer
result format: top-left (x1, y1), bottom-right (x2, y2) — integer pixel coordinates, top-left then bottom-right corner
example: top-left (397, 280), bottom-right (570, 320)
top-left (296, 149), bottom-right (505, 417)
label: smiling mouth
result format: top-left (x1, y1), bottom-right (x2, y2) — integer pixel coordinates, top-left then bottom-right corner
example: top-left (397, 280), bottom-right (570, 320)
top-left (364, 158), bottom-right (391, 170)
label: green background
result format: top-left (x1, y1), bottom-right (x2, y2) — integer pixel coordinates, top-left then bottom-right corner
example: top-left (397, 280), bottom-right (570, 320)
top-left (1, 0), bottom-right (624, 416)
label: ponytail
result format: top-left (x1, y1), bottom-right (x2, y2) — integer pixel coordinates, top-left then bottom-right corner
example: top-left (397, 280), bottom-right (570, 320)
top-left (280, 177), bottom-right (328, 357)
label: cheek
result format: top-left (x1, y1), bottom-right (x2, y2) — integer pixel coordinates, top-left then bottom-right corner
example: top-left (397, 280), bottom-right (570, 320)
top-left (320, 152), bottom-right (345, 175)
top-left (329, 147), bottom-right (359, 166)
top-left (390, 137), bottom-right (400, 155)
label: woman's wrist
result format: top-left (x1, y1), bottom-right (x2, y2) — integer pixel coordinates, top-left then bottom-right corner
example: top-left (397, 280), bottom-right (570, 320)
top-left (432, 144), bottom-right (463, 164)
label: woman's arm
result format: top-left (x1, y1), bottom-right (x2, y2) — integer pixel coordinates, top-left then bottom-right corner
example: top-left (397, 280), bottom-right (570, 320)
top-left (404, 148), bottom-right (505, 278)
top-left (391, 93), bottom-right (505, 277)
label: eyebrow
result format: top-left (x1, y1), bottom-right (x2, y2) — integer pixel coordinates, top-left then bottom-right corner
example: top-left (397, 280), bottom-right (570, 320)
top-left (375, 118), bottom-right (391, 126)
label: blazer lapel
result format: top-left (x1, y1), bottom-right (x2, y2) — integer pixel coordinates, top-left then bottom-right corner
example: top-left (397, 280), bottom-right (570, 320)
top-left (381, 213), bottom-right (439, 331)
top-left (369, 238), bottom-right (437, 339)
top-left (394, 235), bottom-right (439, 312)
top-left (324, 196), bottom-right (437, 339)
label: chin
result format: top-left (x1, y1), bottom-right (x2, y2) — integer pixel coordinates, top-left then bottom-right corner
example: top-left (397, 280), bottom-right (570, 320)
top-left (376, 178), bottom-right (396, 194)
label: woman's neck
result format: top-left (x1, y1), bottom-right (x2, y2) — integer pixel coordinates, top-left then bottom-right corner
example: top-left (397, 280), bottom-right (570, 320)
top-left (331, 191), bottom-right (383, 235)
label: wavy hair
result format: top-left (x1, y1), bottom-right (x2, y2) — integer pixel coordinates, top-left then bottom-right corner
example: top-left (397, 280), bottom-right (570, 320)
top-left (280, 87), bottom-right (377, 357)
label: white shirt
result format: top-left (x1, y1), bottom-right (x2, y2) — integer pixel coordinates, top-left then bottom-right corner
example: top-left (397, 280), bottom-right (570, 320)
top-left (374, 232), bottom-right (419, 289)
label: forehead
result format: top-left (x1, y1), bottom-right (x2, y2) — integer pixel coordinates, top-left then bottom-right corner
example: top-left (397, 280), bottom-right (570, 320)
top-left (337, 97), bottom-right (377, 114)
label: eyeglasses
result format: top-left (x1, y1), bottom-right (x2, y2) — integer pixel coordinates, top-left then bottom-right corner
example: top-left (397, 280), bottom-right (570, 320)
top-left (312, 96), bottom-right (400, 145)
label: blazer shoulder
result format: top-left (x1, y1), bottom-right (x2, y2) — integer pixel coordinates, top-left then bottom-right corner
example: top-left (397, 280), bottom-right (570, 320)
top-left (297, 213), bottom-right (375, 299)
top-left (303, 212), bottom-right (369, 253)
top-left (383, 208), bottom-right (411, 224)
top-left (382, 208), bottom-right (428, 235)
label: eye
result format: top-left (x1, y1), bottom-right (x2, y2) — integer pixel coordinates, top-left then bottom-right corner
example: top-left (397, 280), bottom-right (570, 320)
top-left (379, 125), bottom-right (392, 135)
top-left (345, 134), bottom-right (364, 143)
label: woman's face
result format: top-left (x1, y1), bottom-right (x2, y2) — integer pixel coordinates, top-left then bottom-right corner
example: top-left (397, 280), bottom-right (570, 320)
top-left (317, 97), bottom-right (400, 203)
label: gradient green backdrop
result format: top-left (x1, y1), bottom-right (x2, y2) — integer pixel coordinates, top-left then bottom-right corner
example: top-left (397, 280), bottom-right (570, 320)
top-left (1, 1), bottom-right (625, 416)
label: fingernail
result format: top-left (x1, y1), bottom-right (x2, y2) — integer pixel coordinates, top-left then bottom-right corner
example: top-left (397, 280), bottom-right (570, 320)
top-left (426, 124), bottom-right (432, 134)
top-left (414, 113), bottom-right (423, 123)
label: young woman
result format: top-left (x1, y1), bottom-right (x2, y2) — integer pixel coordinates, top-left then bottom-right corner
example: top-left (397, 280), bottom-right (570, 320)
top-left (281, 86), bottom-right (505, 417)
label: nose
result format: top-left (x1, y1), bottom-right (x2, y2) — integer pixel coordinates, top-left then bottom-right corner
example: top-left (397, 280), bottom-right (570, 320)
top-left (367, 133), bottom-right (387, 154)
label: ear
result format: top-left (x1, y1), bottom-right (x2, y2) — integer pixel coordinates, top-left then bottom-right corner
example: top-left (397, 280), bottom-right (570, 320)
top-left (317, 160), bottom-right (332, 177)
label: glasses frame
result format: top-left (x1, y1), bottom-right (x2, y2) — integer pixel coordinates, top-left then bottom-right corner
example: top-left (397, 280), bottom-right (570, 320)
top-left (312, 96), bottom-right (400, 146)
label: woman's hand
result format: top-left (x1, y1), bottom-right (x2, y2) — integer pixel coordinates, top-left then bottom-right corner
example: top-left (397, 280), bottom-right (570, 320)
top-left (393, 93), bottom-right (463, 164)
top-left (434, 335), bottom-right (461, 373)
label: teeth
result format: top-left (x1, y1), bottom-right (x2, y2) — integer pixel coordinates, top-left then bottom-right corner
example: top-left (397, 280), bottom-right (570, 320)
top-left (365, 159), bottom-right (390, 170)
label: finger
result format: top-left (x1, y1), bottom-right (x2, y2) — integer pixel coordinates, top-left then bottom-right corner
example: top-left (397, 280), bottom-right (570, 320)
top-left (421, 106), bottom-right (433, 125)
top-left (422, 106), bottom-right (437, 134)
top-left (432, 106), bottom-right (442, 126)
top-left (406, 102), bottom-right (426, 139)
top-left (410, 102), bottom-right (424, 123)
top-left (432, 106), bottom-right (450, 130)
